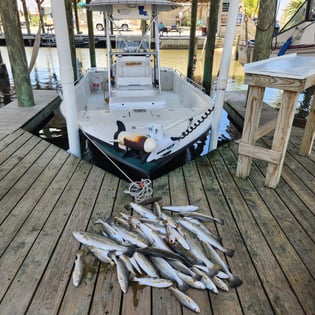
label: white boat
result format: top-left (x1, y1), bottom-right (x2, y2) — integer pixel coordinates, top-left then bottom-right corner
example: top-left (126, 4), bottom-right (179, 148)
top-left (271, 0), bottom-right (315, 56)
top-left (61, 0), bottom-right (216, 179)
top-left (238, 0), bottom-right (315, 64)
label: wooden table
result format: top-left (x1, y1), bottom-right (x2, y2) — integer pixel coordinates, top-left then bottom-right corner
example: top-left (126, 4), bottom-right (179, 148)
top-left (236, 54), bottom-right (315, 188)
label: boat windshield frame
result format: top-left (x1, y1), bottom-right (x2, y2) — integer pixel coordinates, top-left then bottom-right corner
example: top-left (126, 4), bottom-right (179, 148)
top-left (104, 11), bottom-right (162, 97)
top-left (280, 0), bottom-right (315, 33)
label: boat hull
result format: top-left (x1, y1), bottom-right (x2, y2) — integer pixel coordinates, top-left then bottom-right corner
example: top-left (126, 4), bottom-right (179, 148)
top-left (84, 130), bottom-right (210, 180)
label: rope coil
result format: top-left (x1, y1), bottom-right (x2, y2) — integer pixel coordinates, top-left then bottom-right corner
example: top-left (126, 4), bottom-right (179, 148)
top-left (124, 179), bottom-right (153, 203)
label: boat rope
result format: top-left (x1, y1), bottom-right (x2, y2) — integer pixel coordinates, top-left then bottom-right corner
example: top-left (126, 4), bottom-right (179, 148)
top-left (82, 131), bottom-right (153, 203)
top-left (124, 179), bottom-right (153, 203)
top-left (171, 107), bottom-right (214, 141)
top-left (28, 22), bottom-right (42, 73)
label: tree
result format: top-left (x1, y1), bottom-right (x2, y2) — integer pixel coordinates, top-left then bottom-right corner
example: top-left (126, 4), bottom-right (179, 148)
top-left (252, 0), bottom-right (278, 61)
top-left (0, 0), bottom-right (34, 106)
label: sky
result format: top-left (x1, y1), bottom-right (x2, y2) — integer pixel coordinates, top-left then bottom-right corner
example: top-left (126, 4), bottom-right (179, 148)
top-left (17, 0), bottom-right (51, 13)
top-left (277, 0), bottom-right (290, 19)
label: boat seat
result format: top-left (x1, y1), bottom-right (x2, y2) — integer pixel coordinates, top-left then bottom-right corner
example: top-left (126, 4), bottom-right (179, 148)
top-left (115, 55), bottom-right (153, 88)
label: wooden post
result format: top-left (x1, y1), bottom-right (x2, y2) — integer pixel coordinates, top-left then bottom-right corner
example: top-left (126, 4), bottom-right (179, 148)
top-left (265, 90), bottom-right (299, 187)
top-left (0, 0), bottom-right (35, 107)
top-left (64, 0), bottom-right (78, 81)
top-left (73, 0), bottom-right (81, 34)
top-left (299, 91), bottom-right (315, 155)
top-left (21, 0), bottom-right (31, 34)
top-left (86, 0), bottom-right (96, 68)
top-left (187, 0), bottom-right (198, 79)
top-left (236, 86), bottom-right (265, 178)
top-left (202, 0), bottom-right (220, 95)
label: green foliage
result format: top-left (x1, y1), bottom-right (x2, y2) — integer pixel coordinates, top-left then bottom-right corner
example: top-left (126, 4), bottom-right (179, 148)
top-left (243, 0), bottom-right (259, 18)
top-left (282, 0), bottom-right (305, 24)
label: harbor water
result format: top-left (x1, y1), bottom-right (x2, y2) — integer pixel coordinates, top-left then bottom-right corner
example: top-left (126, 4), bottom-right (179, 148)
top-left (2, 45), bottom-right (309, 178)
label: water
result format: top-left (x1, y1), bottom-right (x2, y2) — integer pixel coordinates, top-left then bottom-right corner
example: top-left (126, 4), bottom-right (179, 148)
top-left (0, 46), bottom-right (250, 178)
top-left (4, 45), bottom-right (309, 178)
top-left (0, 45), bottom-right (307, 107)
top-left (1, 46), bottom-right (246, 90)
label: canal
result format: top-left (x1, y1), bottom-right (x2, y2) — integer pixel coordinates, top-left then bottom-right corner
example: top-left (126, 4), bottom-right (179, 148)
top-left (1, 45), bottom-right (308, 179)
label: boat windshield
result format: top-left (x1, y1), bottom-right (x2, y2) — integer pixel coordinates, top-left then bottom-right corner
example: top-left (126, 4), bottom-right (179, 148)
top-left (116, 34), bottom-right (150, 53)
top-left (112, 16), bottom-right (155, 55)
top-left (280, 0), bottom-right (314, 32)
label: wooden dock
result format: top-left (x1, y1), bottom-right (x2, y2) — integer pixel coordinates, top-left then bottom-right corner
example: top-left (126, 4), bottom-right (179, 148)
top-left (0, 93), bottom-right (314, 314)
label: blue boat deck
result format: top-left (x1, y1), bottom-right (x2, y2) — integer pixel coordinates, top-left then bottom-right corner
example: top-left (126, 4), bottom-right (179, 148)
top-left (0, 93), bottom-right (314, 314)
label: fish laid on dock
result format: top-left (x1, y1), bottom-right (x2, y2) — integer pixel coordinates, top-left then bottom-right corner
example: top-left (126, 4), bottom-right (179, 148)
top-left (72, 201), bottom-right (242, 313)
top-left (72, 250), bottom-right (85, 287)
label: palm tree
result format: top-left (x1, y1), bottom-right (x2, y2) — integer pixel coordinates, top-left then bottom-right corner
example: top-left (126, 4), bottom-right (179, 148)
top-left (243, 0), bottom-right (260, 18)
top-left (281, 0), bottom-right (305, 24)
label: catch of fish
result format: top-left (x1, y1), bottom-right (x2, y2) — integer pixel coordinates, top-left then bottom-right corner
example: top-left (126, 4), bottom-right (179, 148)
top-left (72, 200), bottom-right (242, 313)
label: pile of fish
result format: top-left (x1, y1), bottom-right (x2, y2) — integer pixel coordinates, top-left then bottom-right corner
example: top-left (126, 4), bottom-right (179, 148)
top-left (72, 200), bottom-right (242, 314)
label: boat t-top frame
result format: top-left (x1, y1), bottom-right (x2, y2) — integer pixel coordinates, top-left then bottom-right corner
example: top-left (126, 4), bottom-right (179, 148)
top-left (87, 0), bottom-right (182, 101)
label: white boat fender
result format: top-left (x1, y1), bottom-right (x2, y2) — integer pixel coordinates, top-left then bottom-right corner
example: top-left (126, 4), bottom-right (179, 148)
top-left (117, 131), bottom-right (157, 153)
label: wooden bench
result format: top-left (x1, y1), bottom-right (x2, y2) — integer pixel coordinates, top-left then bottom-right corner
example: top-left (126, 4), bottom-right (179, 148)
top-left (236, 54), bottom-right (315, 188)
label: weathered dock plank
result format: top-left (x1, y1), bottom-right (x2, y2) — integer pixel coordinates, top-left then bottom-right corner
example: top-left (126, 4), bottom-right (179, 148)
top-left (0, 160), bottom-right (91, 314)
top-left (27, 166), bottom-right (105, 315)
top-left (0, 122), bottom-right (313, 315)
top-left (223, 143), bottom-right (315, 314)
top-left (59, 171), bottom-right (119, 314)
top-left (212, 147), bottom-right (308, 314)
top-left (263, 134), bottom-right (315, 195)
top-left (0, 150), bottom-right (76, 300)
top-left (198, 154), bottom-right (276, 315)
top-left (0, 144), bottom-right (62, 255)
top-left (0, 131), bottom-right (37, 178)
top-left (0, 139), bottom-right (51, 220)
top-left (181, 162), bottom-right (239, 315)
top-left (151, 175), bottom-right (183, 315)
top-left (169, 166), bottom-right (213, 315)
top-left (230, 141), bottom-right (315, 277)
top-left (0, 90), bottom-right (59, 135)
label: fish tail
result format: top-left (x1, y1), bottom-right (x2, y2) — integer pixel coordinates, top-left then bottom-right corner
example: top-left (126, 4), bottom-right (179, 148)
top-left (123, 245), bottom-right (137, 257)
top-left (208, 264), bottom-right (221, 277)
top-left (178, 280), bottom-right (190, 292)
top-left (225, 248), bottom-right (235, 257)
top-left (218, 218), bottom-right (224, 225)
top-left (228, 276), bottom-right (243, 288)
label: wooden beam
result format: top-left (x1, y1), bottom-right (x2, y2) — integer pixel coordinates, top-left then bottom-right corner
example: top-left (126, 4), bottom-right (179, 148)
top-left (255, 118), bottom-right (277, 141)
top-left (238, 142), bottom-right (282, 164)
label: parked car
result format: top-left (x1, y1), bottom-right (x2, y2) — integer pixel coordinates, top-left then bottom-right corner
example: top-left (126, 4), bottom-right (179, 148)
top-left (96, 20), bottom-right (130, 31)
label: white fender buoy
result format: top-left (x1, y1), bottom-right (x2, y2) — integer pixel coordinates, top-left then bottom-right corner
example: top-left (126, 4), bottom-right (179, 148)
top-left (117, 131), bottom-right (156, 153)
